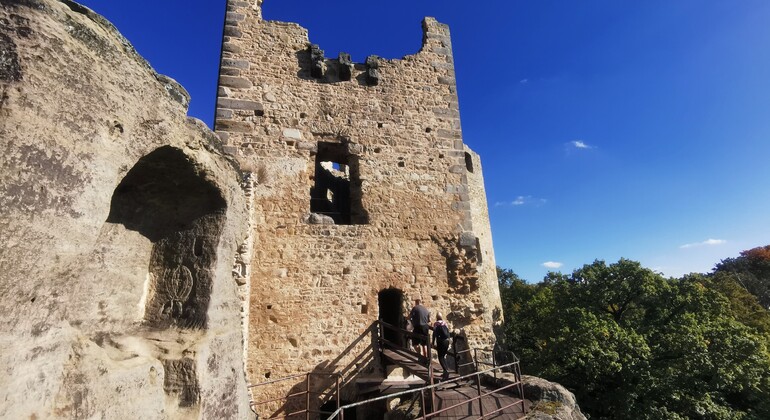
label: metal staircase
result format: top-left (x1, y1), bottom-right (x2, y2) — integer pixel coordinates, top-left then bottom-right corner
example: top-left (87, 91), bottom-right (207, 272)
top-left (248, 320), bottom-right (528, 419)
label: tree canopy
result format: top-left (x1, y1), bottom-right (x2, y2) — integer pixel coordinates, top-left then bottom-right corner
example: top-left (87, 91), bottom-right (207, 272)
top-left (715, 245), bottom-right (770, 309)
top-left (498, 254), bottom-right (770, 419)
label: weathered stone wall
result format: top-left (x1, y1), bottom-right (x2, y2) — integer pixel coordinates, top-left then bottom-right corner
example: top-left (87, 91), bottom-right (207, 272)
top-left (464, 147), bottom-right (504, 336)
top-left (0, 1), bottom-right (251, 418)
top-left (216, 0), bottom-right (504, 408)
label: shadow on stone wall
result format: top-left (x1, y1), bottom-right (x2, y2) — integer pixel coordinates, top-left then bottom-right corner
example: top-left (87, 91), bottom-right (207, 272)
top-left (256, 322), bottom-right (380, 418)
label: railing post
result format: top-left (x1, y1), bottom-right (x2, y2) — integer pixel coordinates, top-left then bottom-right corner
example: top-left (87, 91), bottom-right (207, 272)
top-left (452, 336), bottom-right (459, 374)
top-left (492, 349), bottom-right (497, 380)
top-left (475, 373), bottom-right (484, 418)
top-left (420, 388), bottom-right (427, 419)
top-left (517, 362), bottom-right (526, 415)
top-left (336, 375), bottom-right (341, 420)
top-left (429, 364), bottom-right (436, 418)
top-left (306, 374), bottom-right (311, 420)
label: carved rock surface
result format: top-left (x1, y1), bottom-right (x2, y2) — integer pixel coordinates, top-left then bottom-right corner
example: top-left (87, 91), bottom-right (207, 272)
top-left (0, 1), bottom-right (250, 418)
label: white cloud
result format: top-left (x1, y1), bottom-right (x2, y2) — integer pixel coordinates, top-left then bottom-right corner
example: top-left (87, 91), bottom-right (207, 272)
top-left (542, 261), bottom-right (563, 269)
top-left (519, 78), bottom-right (529, 84)
top-left (495, 195), bottom-right (547, 207)
top-left (679, 238), bottom-right (726, 249)
top-left (571, 140), bottom-right (592, 149)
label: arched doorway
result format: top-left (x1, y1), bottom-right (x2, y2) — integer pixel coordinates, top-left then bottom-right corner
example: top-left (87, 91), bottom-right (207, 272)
top-left (106, 146), bottom-right (227, 329)
top-left (378, 288), bottom-right (405, 346)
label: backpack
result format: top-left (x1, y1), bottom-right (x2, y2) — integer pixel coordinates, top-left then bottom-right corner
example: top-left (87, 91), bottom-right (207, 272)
top-left (435, 323), bottom-right (450, 340)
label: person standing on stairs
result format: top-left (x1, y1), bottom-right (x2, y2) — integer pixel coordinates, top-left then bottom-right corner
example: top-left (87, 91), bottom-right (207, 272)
top-left (409, 298), bottom-right (431, 360)
top-left (432, 313), bottom-right (451, 378)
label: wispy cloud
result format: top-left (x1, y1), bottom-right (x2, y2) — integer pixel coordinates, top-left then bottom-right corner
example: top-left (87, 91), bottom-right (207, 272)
top-left (542, 261), bottom-right (563, 269)
top-left (679, 238), bottom-right (726, 249)
top-left (519, 78), bottom-right (529, 84)
top-left (494, 195), bottom-right (547, 207)
top-left (570, 140), bottom-right (594, 149)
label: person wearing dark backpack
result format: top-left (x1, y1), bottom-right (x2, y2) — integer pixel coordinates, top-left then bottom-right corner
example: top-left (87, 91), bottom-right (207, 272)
top-left (432, 313), bottom-right (451, 378)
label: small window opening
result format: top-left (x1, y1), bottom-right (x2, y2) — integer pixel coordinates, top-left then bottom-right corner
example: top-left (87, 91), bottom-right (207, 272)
top-left (464, 152), bottom-right (474, 173)
top-left (475, 237), bottom-right (483, 265)
top-left (310, 142), bottom-right (368, 225)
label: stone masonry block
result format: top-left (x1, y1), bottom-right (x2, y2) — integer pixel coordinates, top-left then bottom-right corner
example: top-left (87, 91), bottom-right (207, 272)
top-left (282, 128), bottom-right (302, 140)
top-left (223, 25), bottom-right (242, 38)
top-left (437, 129), bottom-right (460, 139)
top-left (222, 58), bottom-right (250, 70)
top-left (459, 232), bottom-right (477, 247)
top-left (433, 108), bottom-right (460, 118)
top-left (226, 12), bottom-right (245, 23)
top-left (221, 67), bottom-right (241, 76)
top-left (223, 42), bottom-right (242, 54)
top-left (216, 120), bottom-right (254, 133)
top-left (432, 62), bottom-right (454, 70)
top-left (216, 108), bottom-right (233, 119)
top-left (219, 75), bottom-right (253, 89)
top-left (218, 98), bottom-right (263, 111)
top-left (432, 47), bottom-right (452, 56)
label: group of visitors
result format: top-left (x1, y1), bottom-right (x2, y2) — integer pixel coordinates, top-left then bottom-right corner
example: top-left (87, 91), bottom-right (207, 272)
top-left (408, 299), bottom-right (452, 378)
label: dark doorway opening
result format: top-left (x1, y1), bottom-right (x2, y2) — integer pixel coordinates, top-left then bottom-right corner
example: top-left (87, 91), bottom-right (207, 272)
top-left (378, 288), bottom-right (405, 346)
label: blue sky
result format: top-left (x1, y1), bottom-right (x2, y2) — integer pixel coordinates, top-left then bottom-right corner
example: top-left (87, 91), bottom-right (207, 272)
top-left (77, 0), bottom-right (770, 282)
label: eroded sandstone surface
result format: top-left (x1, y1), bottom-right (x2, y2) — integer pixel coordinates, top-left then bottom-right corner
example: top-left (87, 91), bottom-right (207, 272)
top-left (0, 0), bottom-right (251, 418)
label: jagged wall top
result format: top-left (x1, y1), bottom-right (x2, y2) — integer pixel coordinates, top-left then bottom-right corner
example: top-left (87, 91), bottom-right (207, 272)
top-left (232, 0), bottom-right (454, 61)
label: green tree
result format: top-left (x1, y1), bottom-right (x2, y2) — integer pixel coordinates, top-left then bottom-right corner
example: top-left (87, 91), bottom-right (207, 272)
top-left (715, 246), bottom-right (770, 309)
top-left (498, 259), bottom-right (770, 419)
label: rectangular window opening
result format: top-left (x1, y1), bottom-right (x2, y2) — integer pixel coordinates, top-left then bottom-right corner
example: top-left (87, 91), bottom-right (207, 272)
top-left (310, 142), bottom-right (368, 225)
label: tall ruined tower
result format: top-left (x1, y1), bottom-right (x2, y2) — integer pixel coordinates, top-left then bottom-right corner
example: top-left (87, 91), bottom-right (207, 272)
top-left (216, 0), bottom-right (503, 394)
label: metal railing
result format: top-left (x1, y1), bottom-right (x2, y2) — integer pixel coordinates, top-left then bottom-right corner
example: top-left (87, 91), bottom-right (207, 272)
top-left (323, 360), bottom-right (526, 419)
top-left (249, 371), bottom-right (341, 419)
top-left (249, 321), bottom-right (526, 419)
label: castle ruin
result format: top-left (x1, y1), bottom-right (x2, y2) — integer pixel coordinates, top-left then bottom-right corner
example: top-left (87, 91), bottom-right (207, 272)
top-left (0, 0), bottom-right (513, 418)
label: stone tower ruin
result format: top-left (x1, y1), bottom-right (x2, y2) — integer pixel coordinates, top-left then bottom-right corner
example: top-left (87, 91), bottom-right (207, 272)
top-left (216, 0), bottom-right (503, 401)
top-left (0, 0), bottom-right (505, 417)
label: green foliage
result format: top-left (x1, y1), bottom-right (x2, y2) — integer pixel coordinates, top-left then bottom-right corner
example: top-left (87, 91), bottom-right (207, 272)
top-left (497, 259), bottom-right (770, 420)
top-left (715, 245), bottom-right (770, 309)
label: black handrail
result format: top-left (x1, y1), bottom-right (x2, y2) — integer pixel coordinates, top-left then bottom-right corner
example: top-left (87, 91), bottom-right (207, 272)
top-left (323, 360), bottom-right (526, 419)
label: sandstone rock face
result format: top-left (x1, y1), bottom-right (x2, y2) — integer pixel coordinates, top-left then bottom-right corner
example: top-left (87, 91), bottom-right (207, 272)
top-left (521, 376), bottom-right (587, 420)
top-left (484, 373), bottom-right (586, 420)
top-left (216, 0), bottom-right (504, 410)
top-left (0, 1), bottom-right (251, 418)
